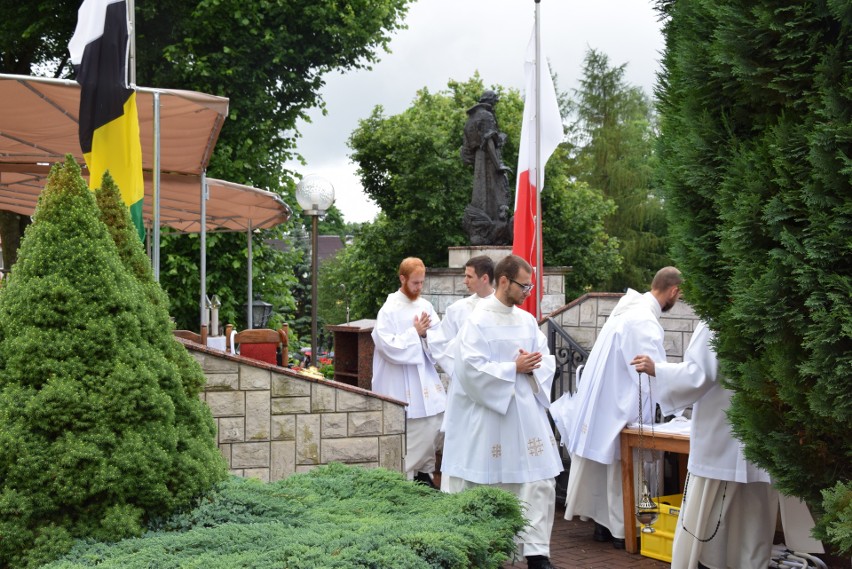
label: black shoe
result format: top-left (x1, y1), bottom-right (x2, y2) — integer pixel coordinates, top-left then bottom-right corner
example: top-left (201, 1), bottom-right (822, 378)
top-left (413, 471), bottom-right (438, 490)
top-left (525, 555), bottom-right (555, 569)
top-left (593, 522), bottom-right (612, 542)
top-left (611, 538), bottom-right (625, 550)
top-left (697, 563), bottom-right (711, 569)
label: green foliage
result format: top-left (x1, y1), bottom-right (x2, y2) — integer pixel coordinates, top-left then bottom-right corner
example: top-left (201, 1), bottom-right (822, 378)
top-left (568, 48), bottom-right (669, 291)
top-left (655, 0), bottom-right (851, 553)
top-left (159, 229), bottom-right (300, 332)
top-left (0, 158), bottom-right (226, 567)
top-left (334, 75), bottom-right (618, 314)
top-left (540, 166), bottom-right (621, 299)
top-left (819, 482), bottom-right (852, 553)
top-left (45, 464), bottom-right (526, 569)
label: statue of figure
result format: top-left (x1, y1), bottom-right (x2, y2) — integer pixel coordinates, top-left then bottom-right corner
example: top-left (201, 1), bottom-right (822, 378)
top-left (461, 90), bottom-right (513, 245)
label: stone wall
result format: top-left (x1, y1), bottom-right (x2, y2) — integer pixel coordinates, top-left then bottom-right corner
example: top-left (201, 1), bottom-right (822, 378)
top-left (181, 340), bottom-right (407, 483)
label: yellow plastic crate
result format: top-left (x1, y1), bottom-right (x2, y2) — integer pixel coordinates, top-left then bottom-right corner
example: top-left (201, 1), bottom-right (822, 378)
top-left (640, 494), bottom-right (683, 563)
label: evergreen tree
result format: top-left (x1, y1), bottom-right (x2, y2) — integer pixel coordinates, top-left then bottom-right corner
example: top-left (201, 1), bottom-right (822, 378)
top-left (0, 158), bottom-right (226, 567)
top-left (655, 0), bottom-right (851, 552)
top-left (569, 48), bottom-right (669, 291)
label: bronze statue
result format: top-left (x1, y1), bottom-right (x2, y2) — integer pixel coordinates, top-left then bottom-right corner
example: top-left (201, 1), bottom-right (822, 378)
top-left (461, 90), bottom-right (513, 245)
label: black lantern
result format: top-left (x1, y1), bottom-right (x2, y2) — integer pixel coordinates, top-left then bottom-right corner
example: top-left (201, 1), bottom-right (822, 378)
top-left (247, 298), bottom-right (273, 329)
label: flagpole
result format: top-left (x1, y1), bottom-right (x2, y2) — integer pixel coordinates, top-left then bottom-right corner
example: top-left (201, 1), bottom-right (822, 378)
top-left (127, 0), bottom-right (136, 85)
top-left (534, 0), bottom-right (543, 321)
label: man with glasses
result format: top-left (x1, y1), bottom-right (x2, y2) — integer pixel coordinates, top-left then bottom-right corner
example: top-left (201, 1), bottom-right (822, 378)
top-left (372, 257), bottom-right (446, 489)
top-left (441, 255), bottom-right (562, 569)
top-left (553, 266), bottom-right (682, 549)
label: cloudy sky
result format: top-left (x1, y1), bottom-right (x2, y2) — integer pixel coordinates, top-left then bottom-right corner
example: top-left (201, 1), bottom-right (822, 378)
top-left (286, 0), bottom-right (665, 223)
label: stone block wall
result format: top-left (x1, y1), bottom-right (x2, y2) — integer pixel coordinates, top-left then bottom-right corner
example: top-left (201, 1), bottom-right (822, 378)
top-left (182, 340), bottom-right (407, 483)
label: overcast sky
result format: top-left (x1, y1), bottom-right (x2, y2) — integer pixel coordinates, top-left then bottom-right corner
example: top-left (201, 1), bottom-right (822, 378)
top-left (286, 0), bottom-right (665, 223)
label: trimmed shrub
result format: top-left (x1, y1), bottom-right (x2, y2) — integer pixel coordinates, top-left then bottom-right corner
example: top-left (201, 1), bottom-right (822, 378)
top-left (46, 463), bottom-right (527, 568)
top-left (0, 158), bottom-right (226, 567)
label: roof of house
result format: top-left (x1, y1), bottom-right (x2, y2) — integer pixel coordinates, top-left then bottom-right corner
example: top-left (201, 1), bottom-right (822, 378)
top-left (267, 235), bottom-right (344, 263)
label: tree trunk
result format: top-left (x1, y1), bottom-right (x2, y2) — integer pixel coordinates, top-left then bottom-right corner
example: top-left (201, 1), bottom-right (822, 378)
top-left (0, 211), bottom-right (31, 272)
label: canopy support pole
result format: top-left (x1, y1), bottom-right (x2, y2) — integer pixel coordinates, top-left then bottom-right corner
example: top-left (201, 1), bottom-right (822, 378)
top-left (152, 91), bottom-right (161, 281)
top-left (247, 220), bottom-right (253, 329)
top-left (200, 171), bottom-right (208, 336)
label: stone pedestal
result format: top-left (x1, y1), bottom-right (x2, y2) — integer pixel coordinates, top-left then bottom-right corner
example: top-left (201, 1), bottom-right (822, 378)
top-left (447, 245), bottom-right (514, 268)
top-left (424, 246), bottom-right (569, 319)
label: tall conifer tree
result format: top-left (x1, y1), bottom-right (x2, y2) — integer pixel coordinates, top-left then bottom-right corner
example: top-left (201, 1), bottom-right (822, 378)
top-left (569, 49), bottom-right (669, 291)
top-left (655, 0), bottom-right (851, 552)
top-left (0, 158), bottom-right (225, 567)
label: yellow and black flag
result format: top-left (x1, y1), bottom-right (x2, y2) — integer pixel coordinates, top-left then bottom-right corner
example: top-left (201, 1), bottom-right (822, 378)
top-left (69, 0), bottom-right (145, 240)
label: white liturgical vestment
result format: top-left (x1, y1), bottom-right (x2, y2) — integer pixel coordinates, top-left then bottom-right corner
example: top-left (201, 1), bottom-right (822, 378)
top-left (656, 321), bottom-right (770, 483)
top-left (428, 293), bottom-right (493, 436)
top-left (427, 293), bottom-right (492, 377)
top-left (371, 291), bottom-right (446, 419)
top-left (562, 290), bottom-right (666, 464)
top-left (655, 321), bottom-right (823, 562)
top-left (441, 296), bottom-right (562, 484)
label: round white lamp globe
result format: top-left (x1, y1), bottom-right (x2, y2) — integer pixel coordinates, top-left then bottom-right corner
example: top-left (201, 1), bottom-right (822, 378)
top-left (295, 175), bottom-right (335, 215)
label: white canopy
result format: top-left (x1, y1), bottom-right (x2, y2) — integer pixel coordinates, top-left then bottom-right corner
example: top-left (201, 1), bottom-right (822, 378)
top-left (0, 73), bottom-right (291, 231)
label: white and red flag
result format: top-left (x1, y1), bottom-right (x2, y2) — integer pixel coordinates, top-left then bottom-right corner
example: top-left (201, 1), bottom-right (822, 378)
top-left (512, 23), bottom-right (563, 318)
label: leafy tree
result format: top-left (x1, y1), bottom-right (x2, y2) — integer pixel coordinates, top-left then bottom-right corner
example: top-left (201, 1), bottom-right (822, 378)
top-left (0, 0), bottom-right (414, 329)
top-left (335, 75), bottom-right (618, 317)
top-left (568, 48), bottom-right (669, 292)
top-left (159, 229), bottom-right (300, 332)
top-left (0, 157), bottom-right (226, 567)
top-left (655, 0), bottom-right (851, 553)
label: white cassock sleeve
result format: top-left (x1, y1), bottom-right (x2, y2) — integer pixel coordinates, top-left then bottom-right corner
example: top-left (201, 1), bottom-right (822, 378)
top-left (426, 307), bottom-right (460, 376)
top-left (528, 327), bottom-right (556, 409)
top-left (373, 304), bottom-right (439, 366)
top-left (655, 321), bottom-right (717, 415)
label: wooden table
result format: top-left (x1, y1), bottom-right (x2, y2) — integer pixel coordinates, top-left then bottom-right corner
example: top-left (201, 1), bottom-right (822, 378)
top-left (620, 426), bottom-right (690, 554)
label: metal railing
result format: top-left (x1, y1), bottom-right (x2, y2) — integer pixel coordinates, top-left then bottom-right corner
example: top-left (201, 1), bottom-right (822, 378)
top-left (545, 316), bottom-right (589, 503)
top-left (545, 316), bottom-right (589, 401)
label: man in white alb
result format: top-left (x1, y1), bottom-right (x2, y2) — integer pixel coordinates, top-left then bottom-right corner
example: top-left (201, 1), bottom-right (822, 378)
top-left (442, 255), bottom-right (562, 569)
top-left (428, 255), bottom-right (494, 492)
top-left (631, 320), bottom-right (824, 569)
top-left (371, 257), bottom-right (446, 488)
top-left (428, 255), bottom-right (495, 379)
top-left (556, 266), bottom-right (682, 549)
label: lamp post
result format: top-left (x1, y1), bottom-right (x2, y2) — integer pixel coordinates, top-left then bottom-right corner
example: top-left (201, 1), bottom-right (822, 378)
top-left (295, 175), bottom-right (335, 365)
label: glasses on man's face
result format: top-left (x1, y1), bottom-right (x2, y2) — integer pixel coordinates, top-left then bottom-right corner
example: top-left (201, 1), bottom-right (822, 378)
top-left (509, 278), bottom-right (534, 294)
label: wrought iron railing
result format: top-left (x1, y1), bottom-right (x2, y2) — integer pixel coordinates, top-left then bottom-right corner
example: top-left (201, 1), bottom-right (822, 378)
top-left (545, 316), bottom-right (589, 401)
top-left (545, 317), bottom-right (590, 502)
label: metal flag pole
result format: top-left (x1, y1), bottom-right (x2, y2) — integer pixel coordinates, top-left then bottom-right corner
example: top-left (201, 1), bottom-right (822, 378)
top-left (127, 0), bottom-right (136, 85)
top-left (534, 0), bottom-right (543, 320)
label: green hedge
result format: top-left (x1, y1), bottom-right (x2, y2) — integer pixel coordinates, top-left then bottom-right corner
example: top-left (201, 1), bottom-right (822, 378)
top-left (45, 463), bottom-right (527, 569)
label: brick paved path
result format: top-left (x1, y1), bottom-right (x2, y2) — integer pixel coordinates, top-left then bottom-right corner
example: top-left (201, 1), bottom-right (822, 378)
top-left (504, 507), bottom-right (671, 569)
